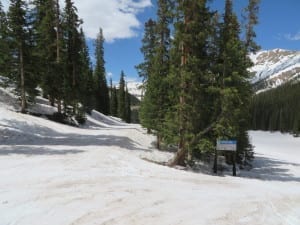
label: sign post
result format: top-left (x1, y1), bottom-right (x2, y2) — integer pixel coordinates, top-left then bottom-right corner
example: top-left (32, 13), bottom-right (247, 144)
top-left (214, 140), bottom-right (237, 176)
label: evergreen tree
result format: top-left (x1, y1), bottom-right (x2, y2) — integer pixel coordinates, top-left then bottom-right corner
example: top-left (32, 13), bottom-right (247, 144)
top-left (136, 19), bottom-right (157, 83)
top-left (55, 0), bottom-right (63, 113)
top-left (250, 82), bottom-right (300, 136)
top-left (169, 0), bottom-right (215, 165)
top-left (94, 28), bottom-right (109, 115)
top-left (109, 78), bottom-right (113, 114)
top-left (110, 85), bottom-right (118, 117)
top-left (62, 0), bottom-right (83, 115)
top-left (0, 1), bottom-right (11, 78)
top-left (124, 85), bottom-right (131, 123)
top-left (118, 71), bottom-right (126, 120)
top-left (137, 19), bottom-right (157, 132)
top-left (164, 0), bottom-right (258, 167)
top-left (7, 0), bottom-right (37, 112)
top-left (139, 0), bottom-right (173, 149)
top-left (244, 0), bottom-right (260, 53)
top-left (78, 28), bottom-right (94, 114)
top-left (32, 0), bottom-right (63, 109)
top-left (215, 0), bottom-right (254, 166)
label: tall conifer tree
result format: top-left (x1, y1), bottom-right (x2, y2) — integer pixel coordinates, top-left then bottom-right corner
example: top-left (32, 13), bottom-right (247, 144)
top-left (139, 0), bottom-right (173, 149)
top-left (0, 1), bottom-right (11, 78)
top-left (138, 19), bottom-right (158, 132)
top-left (33, 0), bottom-right (63, 108)
top-left (62, 0), bottom-right (82, 113)
top-left (215, 0), bottom-right (254, 166)
top-left (111, 85), bottom-right (118, 117)
top-left (79, 28), bottom-right (94, 113)
top-left (94, 28), bottom-right (109, 115)
top-left (124, 85), bottom-right (131, 123)
top-left (8, 0), bottom-right (37, 112)
top-left (118, 70), bottom-right (126, 120)
top-left (244, 0), bottom-right (260, 53)
top-left (0, 1), bottom-right (10, 76)
top-left (169, 0), bottom-right (215, 165)
top-left (136, 19), bottom-right (157, 83)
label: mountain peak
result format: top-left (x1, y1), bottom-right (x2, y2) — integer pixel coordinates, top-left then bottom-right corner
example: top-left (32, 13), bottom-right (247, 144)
top-left (250, 48), bottom-right (300, 91)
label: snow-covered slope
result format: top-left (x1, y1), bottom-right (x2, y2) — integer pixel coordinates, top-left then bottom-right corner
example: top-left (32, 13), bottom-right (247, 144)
top-left (250, 48), bottom-right (300, 91)
top-left (127, 81), bottom-right (143, 100)
top-left (0, 87), bottom-right (300, 225)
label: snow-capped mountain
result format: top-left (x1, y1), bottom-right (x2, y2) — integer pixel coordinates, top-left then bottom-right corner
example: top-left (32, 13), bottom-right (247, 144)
top-left (126, 49), bottom-right (300, 97)
top-left (250, 48), bottom-right (300, 92)
top-left (126, 81), bottom-right (143, 100)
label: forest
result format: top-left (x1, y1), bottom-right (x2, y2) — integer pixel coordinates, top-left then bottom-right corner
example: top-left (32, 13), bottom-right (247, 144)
top-left (136, 0), bottom-right (260, 167)
top-left (0, 0), bottom-right (131, 125)
top-left (250, 82), bottom-right (300, 136)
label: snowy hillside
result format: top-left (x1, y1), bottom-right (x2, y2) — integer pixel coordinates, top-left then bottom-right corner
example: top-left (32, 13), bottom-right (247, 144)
top-left (250, 48), bottom-right (300, 91)
top-left (126, 81), bottom-right (143, 100)
top-left (0, 87), bottom-right (300, 225)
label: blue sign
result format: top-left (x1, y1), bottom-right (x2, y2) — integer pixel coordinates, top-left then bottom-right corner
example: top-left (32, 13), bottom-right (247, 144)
top-left (218, 140), bottom-right (237, 145)
top-left (216, 140), bottom-right (237, 151)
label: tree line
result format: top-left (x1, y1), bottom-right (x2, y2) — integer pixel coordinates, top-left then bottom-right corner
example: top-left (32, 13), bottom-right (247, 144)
top-left (136, 0), bottom-right (260, 167)
top-left (250, 82), bottom-right (300, 135)
top-left (0, 0), bottom-right (131, 124)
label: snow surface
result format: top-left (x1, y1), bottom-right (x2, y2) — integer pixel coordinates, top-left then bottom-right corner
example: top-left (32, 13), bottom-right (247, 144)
top-left (0, 89), bottom-right (300, 225)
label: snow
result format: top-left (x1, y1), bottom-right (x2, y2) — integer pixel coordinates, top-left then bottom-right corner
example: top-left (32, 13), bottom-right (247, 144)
top-left (127, 81), bottom-right (143, 100)
top-left (250, 49), bottom-right (300, 86)
top-left (0, 88), bottom-right (300, 225)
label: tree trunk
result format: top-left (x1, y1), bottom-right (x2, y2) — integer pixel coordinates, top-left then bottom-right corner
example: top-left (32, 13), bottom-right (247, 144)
top-left (57, 98), bottom-right (62, 114)
top-left (156, 134), bottom-right (161, 150)
top-left (168, 143), bottom-right (187, 166)
top-left (56, 0), bottom-right (60, 63)
top-left (50, 96), bottom-right (55, 106)
top-left (170, 9), bottom-right (190, 166)
top-left (20, 45), bottom-right (26, 113)
top-left (169, 40), bottom-right (188, 167)
top-left (56, 0), bottom-right (61, 114)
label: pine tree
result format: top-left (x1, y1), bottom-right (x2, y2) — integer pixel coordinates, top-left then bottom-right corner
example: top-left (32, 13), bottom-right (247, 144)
top-left (62, 0), bottom-right (82, 114)
top-left (78, 29), bottom-right (94, 114)
top-left (118, 71), bottom-right (126, 120)
top-left (250, 82), bottom-right (300, 136)
top-left (244, 0), bottom-right (260, 53)
top-left (32, 0), bottom-right (63, 109)
top-left (7, 0), bottom-right (37, 113)
top-left (137, 19), bottom-right (158, 132)
top-left (111, 85), bottom-right (118, 117)
top-left (124, 85), bottom-right (131, 123)
top-left (54, 0), bottom-right (63, 113)
top-left (0, 1), bottom-right (11, 78)
top-left (136, 19), bottom-right (157, 83)
top-left (139, 0), bottom-right (173, 149)
top-left (109, 78), bottom-right (113, 114)
top-left (169, 0), bottom-right (215, 165)
top-left (94, 28), bottom-right (109, 115)
top-left (215, 0), bottom-right (254, 166)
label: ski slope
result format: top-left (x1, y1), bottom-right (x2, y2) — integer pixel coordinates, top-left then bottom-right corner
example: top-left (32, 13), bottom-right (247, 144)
top-left (0, 88), bottom-right (300, 225)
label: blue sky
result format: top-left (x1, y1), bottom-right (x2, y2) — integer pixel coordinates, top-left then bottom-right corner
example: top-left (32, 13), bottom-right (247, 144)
top-left (96, 0), bottom-right (300, 83)
top-left (85, 2), bottom-right (155, 84)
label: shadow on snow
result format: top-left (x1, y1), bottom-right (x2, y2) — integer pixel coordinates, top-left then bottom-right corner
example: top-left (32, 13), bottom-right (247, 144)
top-left (0, 118), bottom-right (151, 156)
top-left (240, 153), bottom-right (300, 182)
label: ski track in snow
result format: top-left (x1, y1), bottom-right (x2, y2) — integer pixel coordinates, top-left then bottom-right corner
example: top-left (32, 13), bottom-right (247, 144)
top-left (0, 88), bottom-right (300, 225)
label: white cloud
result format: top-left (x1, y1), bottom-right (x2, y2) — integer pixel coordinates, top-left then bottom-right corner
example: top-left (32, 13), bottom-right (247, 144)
top-left (72, 0), bottom-right (152, 42)
top-left (2, 0), bottom-right (152, 42)
top-left (284, 32), bottom-right (300, 41)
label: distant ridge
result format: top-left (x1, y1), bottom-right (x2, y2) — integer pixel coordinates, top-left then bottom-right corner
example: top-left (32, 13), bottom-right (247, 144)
top-left (249, 48), bottom-right (300, 92)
